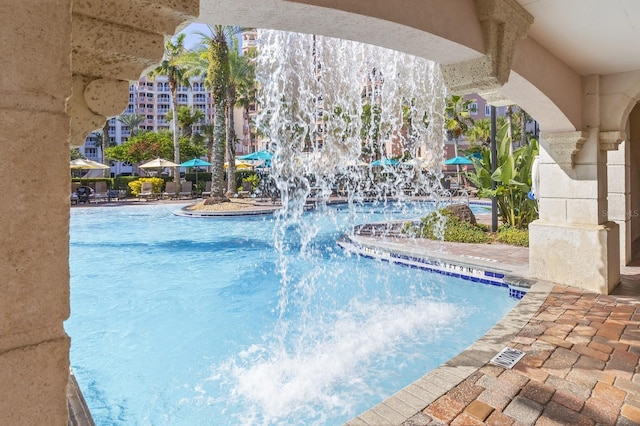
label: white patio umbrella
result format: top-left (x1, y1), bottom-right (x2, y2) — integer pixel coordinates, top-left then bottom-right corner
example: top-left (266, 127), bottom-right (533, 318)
top-left (70, 158), bottom-right (110, 170)
top-left (139, 158), bottom-right (180, 169)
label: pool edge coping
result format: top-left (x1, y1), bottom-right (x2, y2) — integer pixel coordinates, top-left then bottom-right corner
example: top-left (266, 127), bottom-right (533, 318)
top-left (343, 241), bottom-right (548, 426)
top-left (346, 281), bottom-right (553, 425)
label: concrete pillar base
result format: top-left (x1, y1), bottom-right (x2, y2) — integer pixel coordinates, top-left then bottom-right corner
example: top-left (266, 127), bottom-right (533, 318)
top-left (529, 220), bottom-right (620, 294)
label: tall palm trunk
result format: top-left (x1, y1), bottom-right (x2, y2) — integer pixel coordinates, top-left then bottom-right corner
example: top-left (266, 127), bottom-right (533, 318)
top-left (102, 121), bottom-right (110, 178)
top-left (226, 85), bottom-right (238, 194)
top-left (520, 110), bottom-right (528, 146)
top-left (169, 78), bottom-right (180, 183)
top-left (506, 105), bottom-right (514, 153)
top-left (205, 28), bottom-right (230, 203)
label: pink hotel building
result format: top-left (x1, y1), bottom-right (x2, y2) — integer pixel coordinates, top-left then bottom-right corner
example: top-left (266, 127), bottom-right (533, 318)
top-left (79, 27), bottom-right (519, 176)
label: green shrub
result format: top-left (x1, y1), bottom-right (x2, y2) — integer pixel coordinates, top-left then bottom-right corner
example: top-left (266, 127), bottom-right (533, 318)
top-left (414, 209), bottom-right (491, 244)
top-left (128, 177), bottom-right (165, 196)
top-left (496, 225), bottom-right (529, 247)
top-left (242, 174), bottom-right (260, 191)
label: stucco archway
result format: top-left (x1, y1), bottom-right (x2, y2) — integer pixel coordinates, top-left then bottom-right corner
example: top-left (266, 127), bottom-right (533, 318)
top-left (1, 0), bottom-right (635, 423)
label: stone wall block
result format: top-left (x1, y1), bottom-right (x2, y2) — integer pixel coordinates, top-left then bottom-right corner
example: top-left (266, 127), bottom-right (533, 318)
top-left (0, 110), bottom-right (71, 336)
top-left (84, 78), bottom-right (131, 118)
top-left (538, 163), bottom-right (598, 199)
top-left (73, 0), bottom-right (199, 36)
top-left (529, 220), bottom-right (619, 294)
top-left (441, 0), bottom-right (532, 95)
top-left (566, 198), bottom-right (601, 224)
top-left (0, 337), bottom-right (70, 425)
top-left (537, 198), bottom-right (567, 222)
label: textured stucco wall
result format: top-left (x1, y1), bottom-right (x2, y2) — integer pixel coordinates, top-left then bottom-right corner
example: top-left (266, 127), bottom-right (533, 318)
top-left (0, 1), bottom-right (72, 423)
top-left (1, 1), bottom-right (639, 423)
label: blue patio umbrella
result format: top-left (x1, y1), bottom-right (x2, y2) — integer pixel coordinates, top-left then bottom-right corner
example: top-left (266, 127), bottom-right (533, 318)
top-left (180, 158), bottom-right (212, 186)
top-left (444, 155), bottom-right (474, 185)
top-left (370, 158), bottom-right (400, 167)
top-left (237, 150), bottom-right (273, 161)
top-left (180, 158), bottom-right (212, 168)
top-left (443, 156), bottom-right (474, 165)
top-left (238, 150), bottom-right (273, 168)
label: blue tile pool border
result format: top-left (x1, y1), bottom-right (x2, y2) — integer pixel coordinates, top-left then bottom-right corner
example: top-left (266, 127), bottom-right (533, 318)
top-left (337, 237), bottom-right (528, 300)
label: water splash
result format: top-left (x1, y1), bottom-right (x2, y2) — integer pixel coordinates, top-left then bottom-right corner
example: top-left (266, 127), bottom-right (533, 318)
top-left (213, 30), bottom-right (453, 423)
top-left (216, 298), bottom-right (462, 425)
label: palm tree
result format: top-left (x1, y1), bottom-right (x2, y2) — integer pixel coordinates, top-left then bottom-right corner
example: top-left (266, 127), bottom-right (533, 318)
top-left (97, 121), bottom-right (110, 177)
top-left (116, 113), bottom-right (145, 137)
top-left (236, 49), bottom-right (257, 153)
top-left (199, 123), bottom-right (215, 165)
top-left (224, 37), bottom-right (255, 195)
top-left (445, 95), bottom-right (475, 158)
top-left (149, 33), bottom-right (190, 183)
top-left (184, 25), bottom-right (248, 201)
top-left (166, 105), bottom-right (205, 138)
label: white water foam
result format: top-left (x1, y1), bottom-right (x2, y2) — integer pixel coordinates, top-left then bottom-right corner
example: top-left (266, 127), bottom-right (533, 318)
top-left (211, 298), bottom-right (462, 425)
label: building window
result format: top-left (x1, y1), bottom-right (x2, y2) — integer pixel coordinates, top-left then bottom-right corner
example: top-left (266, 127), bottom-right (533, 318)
top-left (85, 147), bottom-right (97, 156)
top-left (469, 102), bottom-right (478, 115)
top-left (485, 105), bottom-right (491, 116)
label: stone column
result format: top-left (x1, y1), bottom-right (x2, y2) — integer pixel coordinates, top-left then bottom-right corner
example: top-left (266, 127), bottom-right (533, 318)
top-left (0, 1), bottom-right (72, 424)
top-left (529, 77), bottom-right (620, 293)
top-left (608, 139), bottom-right (632, 265)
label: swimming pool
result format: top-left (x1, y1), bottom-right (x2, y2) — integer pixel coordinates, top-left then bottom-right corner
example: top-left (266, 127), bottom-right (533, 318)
top-left (66, 201), bottom-right (514, 425)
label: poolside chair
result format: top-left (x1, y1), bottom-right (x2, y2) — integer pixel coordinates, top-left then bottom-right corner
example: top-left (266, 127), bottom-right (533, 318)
top-left (162, 181), bottom-right (178, 199)
top-left (75, 186), bottom-right (93, 204)
top-left (138, 182), bottom-right (155, 201)
top-left (178, 181), bottom-right (193, 199)
top-left (70, 182), bottom-right (80, 205)
top-left (93, 181), bottom-right (109, 203)
top-left (201, 181), bottom-right (211, 197)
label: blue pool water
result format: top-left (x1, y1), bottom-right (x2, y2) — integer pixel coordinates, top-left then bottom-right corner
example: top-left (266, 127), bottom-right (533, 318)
top-left (66, 201), bottom-right (514, 425)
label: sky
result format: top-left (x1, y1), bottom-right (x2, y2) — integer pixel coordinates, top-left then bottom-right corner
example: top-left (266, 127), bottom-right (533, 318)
top-left (178, 23), bottom-right (210, 50)
top-left (176, 23), bottom-right (245, 52)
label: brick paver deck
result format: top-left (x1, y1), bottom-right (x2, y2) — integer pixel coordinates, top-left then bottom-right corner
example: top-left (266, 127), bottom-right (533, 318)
top-left (348, 234), bottom-right (640, 425)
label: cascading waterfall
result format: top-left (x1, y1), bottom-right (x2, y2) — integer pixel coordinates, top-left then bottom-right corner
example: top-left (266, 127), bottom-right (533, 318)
top-left (213, 30), bottom-right (456, 425)
top-left (256, 29), bottom-right (448, 311)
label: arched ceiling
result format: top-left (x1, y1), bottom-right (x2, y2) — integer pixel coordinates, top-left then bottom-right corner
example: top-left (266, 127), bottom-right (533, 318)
top-left (195, 0), bottom-right (640, 132)
top-left (519, 0), bottom-right (640, 76)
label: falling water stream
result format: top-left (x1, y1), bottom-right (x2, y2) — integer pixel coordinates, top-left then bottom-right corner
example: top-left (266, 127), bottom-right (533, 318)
top-left (224, 31), bottom-right (455, 424)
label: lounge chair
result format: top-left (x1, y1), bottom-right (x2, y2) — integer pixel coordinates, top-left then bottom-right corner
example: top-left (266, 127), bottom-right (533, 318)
top-left (93, 181), bottom-right (109, 203)
top-left (70, 182), bottom-right (80, 205)
top-left (162, 181), bottom-right (178, 199)
top-left (75, 186), bottom-right (93, 204)
top-left (201, 181), bottom-right (211, 197)
top-left (178, 181), bottom-right (193, 199)
top-left (138, 182), bottom-right (155, 201)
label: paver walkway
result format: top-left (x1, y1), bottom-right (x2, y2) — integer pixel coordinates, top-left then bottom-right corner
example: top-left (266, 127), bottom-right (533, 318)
top-left (348, 234), bottom-right (640, 425)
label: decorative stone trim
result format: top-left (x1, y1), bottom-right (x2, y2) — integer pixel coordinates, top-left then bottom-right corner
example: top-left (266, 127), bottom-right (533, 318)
top-left (67, 0), bottom-right (199, 145)
top-left (441, 0), bottom-right (533, 96)
top-left (541, 130), bottom-right (587, 168)
top-left (599, 130), bottom-right (626, 151)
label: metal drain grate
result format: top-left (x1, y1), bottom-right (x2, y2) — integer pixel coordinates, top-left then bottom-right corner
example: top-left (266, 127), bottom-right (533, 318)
top-left (490, 347), bottom-right (526, 369)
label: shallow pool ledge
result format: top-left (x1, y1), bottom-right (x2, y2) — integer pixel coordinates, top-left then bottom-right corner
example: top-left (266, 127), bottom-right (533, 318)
top-left (346, 279), bottom-right (555, 426)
